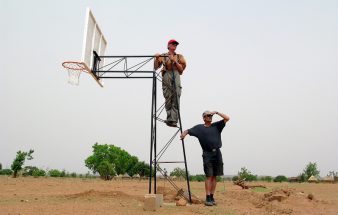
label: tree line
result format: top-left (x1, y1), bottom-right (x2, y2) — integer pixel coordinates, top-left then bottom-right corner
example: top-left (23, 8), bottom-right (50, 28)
top-left (0, 145), bottom-right (336, 183)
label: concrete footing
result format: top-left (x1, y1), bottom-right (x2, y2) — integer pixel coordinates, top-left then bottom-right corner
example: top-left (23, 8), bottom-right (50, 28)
top-left (143, 194), bottom-right (163, 211)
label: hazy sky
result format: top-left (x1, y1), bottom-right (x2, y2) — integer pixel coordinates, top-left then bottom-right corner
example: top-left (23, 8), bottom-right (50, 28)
top-left (1, 0), bottom-right (337, 177)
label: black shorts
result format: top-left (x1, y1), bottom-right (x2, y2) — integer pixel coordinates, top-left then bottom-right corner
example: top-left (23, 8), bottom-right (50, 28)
top-left (202, 149), bottom-right (224, 177)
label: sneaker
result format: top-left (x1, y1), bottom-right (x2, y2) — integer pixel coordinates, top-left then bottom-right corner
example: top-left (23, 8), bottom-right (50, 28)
top-left (204, 200), bottom-right (213, 206)
top-left (211, 199), bottom-right (217, 206)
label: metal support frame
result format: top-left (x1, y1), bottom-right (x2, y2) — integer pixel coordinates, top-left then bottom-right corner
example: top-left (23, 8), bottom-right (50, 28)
top-left (91, 51), bottom-right (192, 203)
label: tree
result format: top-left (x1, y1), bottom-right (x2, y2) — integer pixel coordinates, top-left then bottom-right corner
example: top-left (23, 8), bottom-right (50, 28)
top-left (11, 149), bottom-right (34, 178)
top-left (232, 175), bottom-right (239, 181)
top-left (0, 169), bottom-right (13, 175)
top-left (0, 163), bottom-right (2, 170)
top-left (189, 174), bottom-right (205, 182)
top-left (237, 167), bottom-right (257, 181)
top-left (126, 156), bottom-right (139, 176)
top-left (170, 167), bottom-right (186, 179)
top-left (328, 171), bottom-right (337, 177)
top-left (97, 160), bottom-right (116, 180)
top-left (85, 144), bottom-right (117, 179)
top-left (49, 169), bottom-right (62, 177)
top-left (32, 169), bottom-right (46, 177)
top-left (302, 162), bottom-right (320, 181)
top-left (131, 161), bottom-right (150, 177)
top-left (273, 175), bottom-right (288, 182)
top-left (85, 143), bottom-right (150, 180)
top-left (259, 176), bottom-right (273, 182)
top-left (22, 166), bottom-right (39, 176)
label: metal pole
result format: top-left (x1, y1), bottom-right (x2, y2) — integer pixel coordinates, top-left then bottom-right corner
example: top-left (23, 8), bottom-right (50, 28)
top-left (171, 64), bottom-right (192, 203)
top-left (154, 71), bottom-right (157, 194)
top-left (148, 72), bottom-right (155, 194)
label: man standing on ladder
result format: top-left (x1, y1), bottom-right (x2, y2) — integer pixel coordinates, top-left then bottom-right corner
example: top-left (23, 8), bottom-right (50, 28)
top-left (180, 111), bottom-right (230, 206)
top-left (154, 39), bottom-right (186, 127)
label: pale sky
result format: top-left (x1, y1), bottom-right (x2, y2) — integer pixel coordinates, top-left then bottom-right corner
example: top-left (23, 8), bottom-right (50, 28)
top-left (1, 0), bottom-right (337, 177)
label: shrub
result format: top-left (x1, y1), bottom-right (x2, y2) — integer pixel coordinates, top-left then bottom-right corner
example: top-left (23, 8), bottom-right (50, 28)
top-left (70, 172), bottom-right (77, 178)
top-left (60, 170), bottom-right (66, 177)
top-left (273, 175), bottom-right (288, 182)
top-left (0, 169), bottom-right (13, 175)
top-left (170, 167), bottom-right (186, 179)
top-left (238, 167), bottom-right (257, 181)
top-left (49, 169), bottom-right (62, 177)
top-left (22, 166), bottom-right (39, 176)
top-left (189, 174), bottom-right (205, 182)
top-left (32, 169), bottom-right (46, 177)
top-left (259, 176), bottom-right (273, 182)
top-left (232, 175), bottom-right (239, 181)
top-left (195, 175), bottom-right (206, 182)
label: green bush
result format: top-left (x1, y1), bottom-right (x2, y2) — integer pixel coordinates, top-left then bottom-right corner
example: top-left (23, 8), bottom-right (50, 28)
top-left (48, 169), bottom-right (62, 177)
top-left (195, 175), bottom-right (205, 182)
top-left (273, 175), bottom-right (288, 182)
top-left (238, 167), bottom-right (257, 181)
top-left (189, 174), bottom-right (205, 182)
top-left (259, 176), bottom-right (273, 182)
top-left (232, 175), bottom-right (239, 181)
top-left (170, 167), bottom-right (186, 179)
top-left (60, 170), bottom-right (66, 177)
top-left (70, 172), bottom-right (77, 178)
top-left (0, 169), bottom-right (13, 175)
top-left (22, 166), bottom-right (39, 176)
top-left (32, 169), bottom-right (46, 177)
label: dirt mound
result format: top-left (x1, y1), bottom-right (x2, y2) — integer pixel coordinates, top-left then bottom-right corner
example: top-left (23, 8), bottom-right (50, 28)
top-left (64, 189), bottom-right (131, 199)
top-left (156, 186), bottom-right (202, 204)
top-left (253, 188), bottom-right (296, 214)
top-left (225, 187), bottom-right (328, 215)
top-left (263, 188), bottom-right (293, 202)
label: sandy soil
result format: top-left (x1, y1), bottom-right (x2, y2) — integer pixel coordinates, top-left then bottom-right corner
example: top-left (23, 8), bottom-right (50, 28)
top-left (0, 176), bottom-right (337, 215)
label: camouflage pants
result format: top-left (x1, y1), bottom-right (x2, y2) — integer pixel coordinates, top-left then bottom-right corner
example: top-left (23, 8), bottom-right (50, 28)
top-left (162, 70), bottom-right (182, 123)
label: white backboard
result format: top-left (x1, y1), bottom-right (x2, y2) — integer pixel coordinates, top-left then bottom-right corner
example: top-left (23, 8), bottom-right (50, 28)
top-left (81, 7), bottom-right (107, 69)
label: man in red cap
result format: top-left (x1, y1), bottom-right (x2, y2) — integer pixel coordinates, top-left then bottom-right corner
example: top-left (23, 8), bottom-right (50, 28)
top-left (154, 39), bottom-right (186, 127)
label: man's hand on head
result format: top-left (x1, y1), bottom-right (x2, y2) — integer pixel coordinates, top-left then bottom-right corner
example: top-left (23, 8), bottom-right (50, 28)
top-left (211, 111), bottom-right (218, 116)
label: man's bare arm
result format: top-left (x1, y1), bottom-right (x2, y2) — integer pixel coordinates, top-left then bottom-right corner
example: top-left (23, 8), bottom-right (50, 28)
top-left (211, 111), bottom-right (230, 123)
top-left (154, 53), bottom-right (162, 70)
top-left (169, 55), bottom-right (184, 73)
top-left (180, 130), bottom-right (189, 140)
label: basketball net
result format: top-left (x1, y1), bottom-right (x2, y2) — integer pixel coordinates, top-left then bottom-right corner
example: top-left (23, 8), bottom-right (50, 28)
top-left (62, 61), bottom-right (88, 86)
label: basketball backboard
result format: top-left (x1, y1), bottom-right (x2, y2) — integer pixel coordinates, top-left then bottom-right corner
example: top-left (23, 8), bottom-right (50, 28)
top-left (82, 7), bottom-right (107, 70)
top-left (62, 7), bottom-right (107, 87)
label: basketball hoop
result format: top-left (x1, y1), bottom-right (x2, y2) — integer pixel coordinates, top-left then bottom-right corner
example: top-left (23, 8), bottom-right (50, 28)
top-left (62, 61), bottom-right (88, 85)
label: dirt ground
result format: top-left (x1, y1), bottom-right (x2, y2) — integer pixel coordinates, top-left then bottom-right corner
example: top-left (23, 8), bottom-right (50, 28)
top-left (0, 176), bottom-right (337, 215)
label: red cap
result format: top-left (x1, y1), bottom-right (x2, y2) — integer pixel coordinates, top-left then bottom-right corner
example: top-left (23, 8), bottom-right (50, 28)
top-left (168, 39), bottom-right (179, 45)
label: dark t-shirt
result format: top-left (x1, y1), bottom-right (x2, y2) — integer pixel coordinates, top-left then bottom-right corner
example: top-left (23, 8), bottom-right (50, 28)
top-left (188, 120), bottom-right (226, 151)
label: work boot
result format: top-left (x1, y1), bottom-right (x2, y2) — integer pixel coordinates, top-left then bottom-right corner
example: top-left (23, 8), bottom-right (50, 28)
top-left (164, 120), bottom-right (177, 127)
